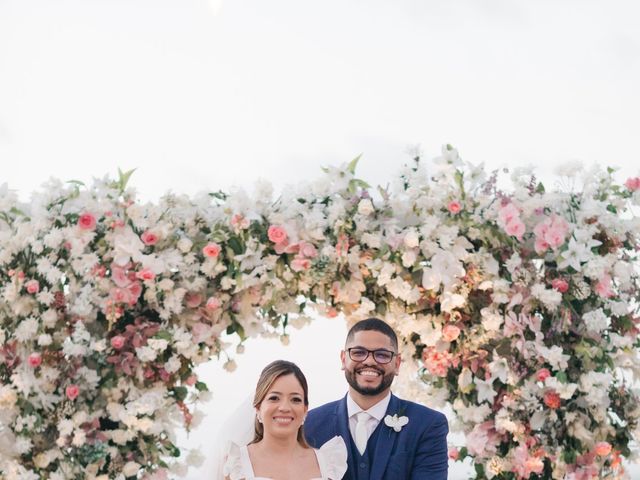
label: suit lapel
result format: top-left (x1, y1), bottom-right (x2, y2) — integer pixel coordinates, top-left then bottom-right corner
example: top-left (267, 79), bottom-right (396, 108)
top-left (370, 394), bottom-right (400, 480)
top-left (337, 395), bottom-right (357, 475)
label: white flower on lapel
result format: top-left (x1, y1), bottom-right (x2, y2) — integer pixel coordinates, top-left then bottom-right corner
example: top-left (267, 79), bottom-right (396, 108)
top-left (384, 414), bottom-right (409, 432)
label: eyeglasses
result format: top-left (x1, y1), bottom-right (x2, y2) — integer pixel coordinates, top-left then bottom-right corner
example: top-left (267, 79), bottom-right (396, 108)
top-left (347, 347), bottom-right (397, 364)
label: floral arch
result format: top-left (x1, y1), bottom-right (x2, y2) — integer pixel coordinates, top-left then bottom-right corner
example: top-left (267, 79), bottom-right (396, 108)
top-left (1, 147), bottom-right (639, 479)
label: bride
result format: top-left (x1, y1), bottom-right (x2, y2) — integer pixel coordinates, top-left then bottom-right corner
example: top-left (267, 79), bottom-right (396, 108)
top-left (223, 360), bottom-right (347, 480)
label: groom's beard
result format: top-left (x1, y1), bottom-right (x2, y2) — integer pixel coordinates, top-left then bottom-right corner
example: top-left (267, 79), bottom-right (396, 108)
top-left (345, 366), bottom-right (395, 396)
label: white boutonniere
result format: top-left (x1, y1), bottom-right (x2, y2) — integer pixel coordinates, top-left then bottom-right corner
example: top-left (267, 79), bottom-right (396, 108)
top-left (384, 413), bottom-right (409, 432)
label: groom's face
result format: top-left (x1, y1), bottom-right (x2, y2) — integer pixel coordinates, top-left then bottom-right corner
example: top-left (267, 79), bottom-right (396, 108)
top-left (341, 330), bottom-right (400, 397)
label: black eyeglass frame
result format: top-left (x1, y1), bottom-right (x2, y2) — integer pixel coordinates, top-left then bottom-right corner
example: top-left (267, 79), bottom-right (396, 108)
top-left (346, 347), bottom-right (397, 364)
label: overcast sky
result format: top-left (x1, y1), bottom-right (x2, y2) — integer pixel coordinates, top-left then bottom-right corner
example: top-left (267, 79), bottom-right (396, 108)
top-left (1, 0), bottom-right (639, 477)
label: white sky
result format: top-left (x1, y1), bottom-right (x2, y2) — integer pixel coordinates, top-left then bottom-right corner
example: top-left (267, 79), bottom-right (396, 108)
top-left (1, 0), bottom-right (639, 478)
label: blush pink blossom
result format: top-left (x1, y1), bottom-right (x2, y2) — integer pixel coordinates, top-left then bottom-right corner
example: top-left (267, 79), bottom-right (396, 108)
top-left (536, 368), bottom-right (552, 382)
top-left (25, 280), bottom-right (40, 294)
top-left (231, 214), bottom-right (250, 230)
top-left (551, 278), bottom-right (569, 293)
top-left (291, 256), bottom-right (311, 272)
top-left (28, 352), bottom-right (42, 368)
top-left (624, 177), bottom-right (640, 191)
top-left (206, 297), bottom-right (222, 310)
top-left (466, 421), bottom-right (499, 458)
top-left (267, 225), bottom-right (288, 245)
top-left (78, 212), bottom-right (97, 230)
top-left (110, 335), bottom-right (126, 350)
top-left (141, 230), bottom-right (159, 246)
top-left (422, 348), bottom-right (453, 377)
top-left (594, 441), bottom-right (612, 456)
top-left (448, 447), bottom-right (460, 461)
top-left (191, 322), bottom-right (212, 343)
top-left (544, 391), bottom-right (561, 409)
top-left (442, 324), bottom-right (461, 342)
top-left (202, 242), bottom-right (222, 258)
top-left (298, 242), bottom-right (318, 259)
top-left (127, 282), bottom-right (142, 303)
top-left (513, 444), bottom-right (544, 478)
top-left (184, 375), bottom-right (197, 386)
top-left (498, 203), bottom-right (521, 225)
top-left (110, 287), bottom-right (133, 304)
top-left (66, 384), bottom-right (80, 401)
top-left (111, 265), bottom-right (131, 288)
top-left (505, 218), bottom-right (526, 240)
top-left (447, 200), bottom-right (462, 214)
top-left (136, 268), bottom-right (156, 281)
top-left (184, 292), bottom-right (203, 308)
top-left (594, 274), bottom-right (614, 298)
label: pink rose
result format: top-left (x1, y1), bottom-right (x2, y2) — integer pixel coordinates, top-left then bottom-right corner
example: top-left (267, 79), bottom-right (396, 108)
top-left (231, 214), bottom-right (250, 230)
top-left (128, 282), bottom-right (142, 302)
top-left (66, 384), bottom-right (80, 401)
top-left (594, 441), bottom-right (612, 456)
top-left (536, 368), bottom-right (551, 382)
top-left (298, 242), bottom-right (318, 259)
top-left (543, 390), bottom-right (561, 409)
top-left (624, 177), bottom-right (640, 191)
top-left (111, 265), bottom-right (131, 288)
top-left (206, 297), bottom-right (222, 310)
top-left (267, 225), bottom-right (288, 245)
top-left (442, 324), bottom-right (461, 342)
top-left (136, 268), bottom-right (156, 281)
top-left (184, 375), bottom-right (197, 386)
top-left (78, 212), bottom-right (97, 230)
top-left (25, 280), bottom-right (40, 294)
top-left (141, 230), bottom-right (159, 246)
top-left (447, 201), bottom-right (462, 214)
top-left (110, 335), bottom-right (126, 350)
top-left (551, 278), bottom-right (569, 293)
top-left (28, 352), bottom-right (42, 368)
top-left (202, 242), bottom-right (221, 258)
top-left (291, 256), bottom-right (311, 272)
top-left (448, 447), bottom-right (460, 461)
top-left (184, 292), bottom-right (203, 308)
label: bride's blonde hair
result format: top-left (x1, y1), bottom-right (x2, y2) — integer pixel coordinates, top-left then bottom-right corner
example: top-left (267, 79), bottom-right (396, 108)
top-left (251, 360), bottom-right (310, 447)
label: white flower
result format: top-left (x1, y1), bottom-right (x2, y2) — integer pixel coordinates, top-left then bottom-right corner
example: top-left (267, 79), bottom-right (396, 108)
top-left (136, 346), bottom-right (158, 362)
top-left (582, 308), bottom-right (609, 334)
top-left (15, 317), bottom-right (39, 342)
top-left (384, 414), bottom-right (409, 432)
top-left (474, 377), bottom-right (498, 404)
top-left (421, 250), bottom-right (465, 291)
top-left (123, 461), bottom-right (141, 477)
top-left (481, 308), bottom-right (503, 332)
top-left (537, 345), bottom-right (570, 370)
top-left (357, 199), bottom-right (375, 216)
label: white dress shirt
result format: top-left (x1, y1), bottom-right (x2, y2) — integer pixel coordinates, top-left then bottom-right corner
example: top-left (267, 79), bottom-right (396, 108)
top-left (346, 392), bottom-right (391, 445)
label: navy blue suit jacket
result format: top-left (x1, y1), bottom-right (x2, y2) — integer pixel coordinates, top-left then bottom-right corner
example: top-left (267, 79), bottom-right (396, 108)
top-left (305, 393), bottom-right (448, 480)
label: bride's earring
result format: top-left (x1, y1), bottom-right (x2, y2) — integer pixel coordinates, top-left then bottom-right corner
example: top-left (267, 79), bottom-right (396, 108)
top-left (256, 413), bottom-right (263, 423)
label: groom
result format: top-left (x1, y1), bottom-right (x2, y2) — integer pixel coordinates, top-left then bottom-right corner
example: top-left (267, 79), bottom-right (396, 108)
top-left (305, 318), bottom-right (449, 479)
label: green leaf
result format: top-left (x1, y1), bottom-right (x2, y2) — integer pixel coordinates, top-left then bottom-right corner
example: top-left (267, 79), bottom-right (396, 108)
top-left (536, 182), bottom-right (545, 193)
top-left (228, 236), bottom-right (245, 255)
top-left (555, 371), bottom-right (568, 383)
top-left (67, 179), bottom-right (86, 187)
top-left (155, 330), bottom-right (173, 341)
top-left (195, 381), bottom-right (209, 392)
top-left (347, 154), bottom-right (362, 175)
top-left (173, 386), bottom-right (188, 402)
top-left (117, 168), bottom-right (136, 191)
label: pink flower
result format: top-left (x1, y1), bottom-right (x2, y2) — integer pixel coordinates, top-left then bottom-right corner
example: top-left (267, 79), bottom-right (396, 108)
top-left (111, 265), bottom-right (131, 288)
top-left (184, 375), bottom-right (197, 386)
top-left (536, 368), bottom-right (551, 382)
top-left (551, 278), bottom-right (569, 293)
top-left (184, 292), bottom-right (203, 308)
top-left (442, 324), bottom-right (461, 342)
top-left (513, 444), bottom-right (544, 478)
top-left (422, 348), bottom-right (453, 377)
top-left (66, 384), bottom-right (80, 401)
top-left (202, 242), bottom-right (221, 258)
top-left (448, 447), bottom-right (460, 461)
top-left (466, 421), bottom-right (499, 458)
top-left (447, 200), bottom-right (462, 214)
top-left (192, 322), bottom-right (212, 343)
top-left (25, 280), bottom-right (40, 294)
top-left (505, 218), bottom-right (526, 240)
top-left (594, 274), bottom-right (614, 298)
top-left (298, 242), bottom-right (318, 259)
top-left (231, 214), bottom-right (250, 230)
top-left (543, 391), bottom-right (561, 409)
top-left (534, 215), bottom-right (569, 252)
top-left (206, 297), bottom-right (222, 310)
top-left (624, 177), bottom-right (640, 191)
top-left (110, 335), bottom-right (126, 350)
top-left (136, 268), bottom-right (156, 281)
top-left (291, 256), bottom-right (311, 272)
top-left (128, 282), bottom-right (143, 303)
top-left (110, 287), bottom-right (133, 304)
top-left (498, 203), bottom-right (521, 225)
top-left (594, 441), bottom-right (612, 456)
top-left (78, 212), bottom-right (97, 230)
top-left (267, 225), bottom-right (288, 245)
top-left (141, 230), bottom-right (159, 246)
top-left (28, 352), bottom-right (42, 368)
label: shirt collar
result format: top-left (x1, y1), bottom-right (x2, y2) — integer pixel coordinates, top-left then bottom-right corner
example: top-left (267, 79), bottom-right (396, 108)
top-left (347, 391), bottom-right (392, 422)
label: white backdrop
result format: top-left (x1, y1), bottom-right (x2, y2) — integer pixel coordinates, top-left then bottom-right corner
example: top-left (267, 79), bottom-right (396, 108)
top-left (1, 0), bottom-right (639, 478)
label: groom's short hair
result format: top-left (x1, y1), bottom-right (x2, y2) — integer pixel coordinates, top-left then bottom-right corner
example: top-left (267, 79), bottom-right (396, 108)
top-left (346, 318), bottom-right (398, 350)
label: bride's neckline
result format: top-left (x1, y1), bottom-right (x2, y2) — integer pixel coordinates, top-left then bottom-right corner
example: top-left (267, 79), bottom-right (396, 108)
top-left (242, 444), bottom-right (323, 480)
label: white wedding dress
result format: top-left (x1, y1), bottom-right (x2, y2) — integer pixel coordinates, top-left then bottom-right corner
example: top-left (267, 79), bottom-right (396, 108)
top-left (223, 436), bottom-right (347, 480)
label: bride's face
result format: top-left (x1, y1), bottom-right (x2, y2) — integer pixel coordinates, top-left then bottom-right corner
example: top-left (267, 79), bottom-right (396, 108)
top-left (257, 374), bottom-right (308, 438)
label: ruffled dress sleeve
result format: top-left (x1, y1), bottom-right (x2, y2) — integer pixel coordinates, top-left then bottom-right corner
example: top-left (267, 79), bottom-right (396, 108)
top-left (222, 442), bottom-right (246, 480)
top-left (316, 436), bottom-right (348, 480)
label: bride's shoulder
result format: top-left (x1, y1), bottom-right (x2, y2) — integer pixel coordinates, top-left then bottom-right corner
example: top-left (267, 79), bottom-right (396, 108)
top-left (315, 436), bottom-right (347, 480)
top-left (223, 442), bottom-right (248, 480)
